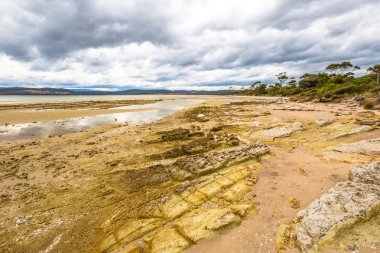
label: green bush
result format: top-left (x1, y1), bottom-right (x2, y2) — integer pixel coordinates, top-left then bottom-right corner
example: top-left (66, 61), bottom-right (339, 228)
top-left (237, 63), bottom-right (380, 100)
top-left (363, 100), bottom-right (375, 109)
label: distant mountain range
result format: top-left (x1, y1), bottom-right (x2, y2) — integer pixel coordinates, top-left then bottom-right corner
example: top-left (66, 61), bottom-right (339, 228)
top-left (0, 87), bottom-right (229, 95)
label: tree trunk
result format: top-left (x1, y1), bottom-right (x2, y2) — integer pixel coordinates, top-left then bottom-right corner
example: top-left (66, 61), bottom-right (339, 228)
top-left (377, 72), bottom-right (379, 83)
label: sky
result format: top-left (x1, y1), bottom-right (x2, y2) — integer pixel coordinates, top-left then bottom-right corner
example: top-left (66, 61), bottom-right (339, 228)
top-left (0, 0), bottom-right (379, 91)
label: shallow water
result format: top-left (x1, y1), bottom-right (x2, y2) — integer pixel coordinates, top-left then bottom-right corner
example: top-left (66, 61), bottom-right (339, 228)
top-left (0, 95), bottom-right (165, 104)
top-left (0, 99), bottom-right (203, 141)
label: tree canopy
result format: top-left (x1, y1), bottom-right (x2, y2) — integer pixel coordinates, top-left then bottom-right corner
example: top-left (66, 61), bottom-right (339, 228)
top-left (234, 62), bottom-right (380, 101)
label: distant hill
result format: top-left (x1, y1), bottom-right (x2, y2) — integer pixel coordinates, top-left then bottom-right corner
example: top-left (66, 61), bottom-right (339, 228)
top-left (0, 87), bottom-right (78, 95)
top-left (0, 87), bottom-right (229, 95)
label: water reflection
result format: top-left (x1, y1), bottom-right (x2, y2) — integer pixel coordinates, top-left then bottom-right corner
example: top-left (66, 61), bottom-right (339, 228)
top-left (0, 99), bottom-right (203, 141)
top-left (114, 98), bottom-right (204, 110)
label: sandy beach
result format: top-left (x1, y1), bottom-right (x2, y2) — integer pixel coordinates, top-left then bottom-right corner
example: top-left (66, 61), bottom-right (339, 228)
top-left (0, 96), bottom-right (379, 253)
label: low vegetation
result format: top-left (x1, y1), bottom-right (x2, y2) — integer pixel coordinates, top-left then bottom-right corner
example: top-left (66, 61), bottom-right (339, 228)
top-left (235, 62), bottom-right (380, 104)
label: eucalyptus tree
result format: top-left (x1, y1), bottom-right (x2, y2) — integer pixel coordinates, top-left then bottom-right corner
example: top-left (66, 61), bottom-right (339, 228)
top-left (276, 72), bottom-right (288, 86)
top-left (368, 64), bottom-right (380, 83)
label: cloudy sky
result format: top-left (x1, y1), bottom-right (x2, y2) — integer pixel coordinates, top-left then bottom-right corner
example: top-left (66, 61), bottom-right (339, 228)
top-left (0, 0), bottom-right (379, 90)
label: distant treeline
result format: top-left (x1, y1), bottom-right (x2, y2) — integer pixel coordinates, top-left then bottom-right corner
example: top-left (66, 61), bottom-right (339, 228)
top-left (234, 62), bottom-right (380, 105)
top-left (0, 87), bottom-right (230, 96)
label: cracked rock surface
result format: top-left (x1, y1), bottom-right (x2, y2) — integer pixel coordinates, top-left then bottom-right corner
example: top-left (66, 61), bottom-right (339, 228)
top-left (0, 103), bottom-right (270, 253)
top-left (293, 163), bottom-right (380, 252)
top-left (254, 122), bottom-right (305, 138)
top-left (349, 162), bottom-right (380, 185)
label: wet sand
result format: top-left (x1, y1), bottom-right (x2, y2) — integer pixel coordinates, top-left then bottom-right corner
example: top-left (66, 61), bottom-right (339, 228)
top-left (0, 98), bottom-right (205, 140)
top-left (0, 99), bottom-right (162, 125)
top-left (0, 95), bottom-right (248, 125)
top-left (0, 108), bottom-right (156, 125)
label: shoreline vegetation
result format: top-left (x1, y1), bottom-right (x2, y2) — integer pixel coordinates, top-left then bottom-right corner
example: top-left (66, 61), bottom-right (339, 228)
top-left (233, 62), bottom-right (380, 109)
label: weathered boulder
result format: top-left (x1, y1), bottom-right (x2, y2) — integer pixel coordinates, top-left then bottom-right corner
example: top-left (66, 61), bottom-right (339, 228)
top-left (314, 119), bottom-right (333, 127)
top-left (294, 181), bottom-right (380, 252)
top-left (169, 142), bottom-right (269, 180)
top-left (260, 122), bottom-right (304, 138)
top-left (292, 162), bottom-right (380, 252)
top-left (349, 161), bottom-right (380, 185)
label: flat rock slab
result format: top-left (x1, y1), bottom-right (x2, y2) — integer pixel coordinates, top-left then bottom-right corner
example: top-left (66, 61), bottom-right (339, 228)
top-left (145, 228), bottom-right (190, 253)
top-left (334, 125), bottom-right (374, 138)
top-left (174, 207), bottom-right (241, 243)
top-left (100, 218), bottom-right (164, 252)
top-left (333, 138), bottom-right (380, 156)
top-left (258, 122), bottom-right (304, 138)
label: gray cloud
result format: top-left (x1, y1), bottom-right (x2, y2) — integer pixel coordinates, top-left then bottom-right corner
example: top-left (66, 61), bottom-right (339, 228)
top-left (0, 0), bottom-right (379, 89)
top-left (0, 0), bottom-right (172, 59)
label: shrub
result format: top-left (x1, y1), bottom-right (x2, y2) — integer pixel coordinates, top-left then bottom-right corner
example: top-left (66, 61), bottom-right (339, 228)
top-left (363, 100), bottom-right (375, 109)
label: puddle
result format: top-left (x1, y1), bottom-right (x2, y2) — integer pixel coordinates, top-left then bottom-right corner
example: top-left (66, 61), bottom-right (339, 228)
top-left (0, 99), bottom-right (203, 141)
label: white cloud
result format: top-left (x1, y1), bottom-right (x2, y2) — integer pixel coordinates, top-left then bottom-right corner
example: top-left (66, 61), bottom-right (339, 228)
top-left (0, 0), bottom-right (379, 90)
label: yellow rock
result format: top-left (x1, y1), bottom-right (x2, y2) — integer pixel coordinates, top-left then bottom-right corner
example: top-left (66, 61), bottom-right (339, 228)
top-left (296, 167), bottom-right (308, 176)
top-left (222, 182), bottom-right (252, 202)
top-left (275, 222), bottom-right (296, 253)
top-left (145, 227), bottom-right (190, 253)
top-left (181, 190), bottom-right (208, 206)
top-left (174, 208), bottom-right (241, 242)
top-left (100, 218), bottom-right (163, 252)
top-left (198, 181), bottom-right (224, 198)
top-left (159, 195), bottom-right (192, 219)
top-left (229, 202), bottom-right (254, 217)
top-left (217, 199), bottom-right (225, 206)
top-left (214, 177), bottom-right (234, 188)
top-left (210, 196), bottom-right (220, 203)
top-left (288, 197), bottom-right (300, 209)
top-left (247, 164), bottom-right (257, 170)
top-left (225, 168), bottom-right (251, 182)
top-left (120, 244), bottom-right (144, 253)
top-left (250, 175), bottom-right (258, 184)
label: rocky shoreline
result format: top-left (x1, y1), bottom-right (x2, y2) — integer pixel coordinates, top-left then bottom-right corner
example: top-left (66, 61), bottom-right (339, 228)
top-left (0, 97), bottom-right (379, 253)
